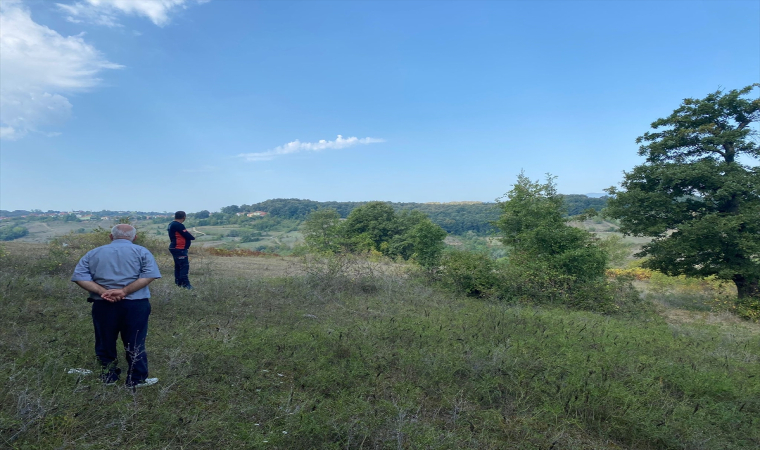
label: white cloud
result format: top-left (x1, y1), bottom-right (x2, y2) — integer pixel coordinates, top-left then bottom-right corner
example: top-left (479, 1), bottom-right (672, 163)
top-left (238, 135), bottom-right (386, 162)
top-left (0, 1), bottom-right (122, 139)
top-left (0, 126), bottom-right (18, 139)
top-left (56, 0), bottom-right (209, 27)
top-left (57, 2), bottom-right (123, 28)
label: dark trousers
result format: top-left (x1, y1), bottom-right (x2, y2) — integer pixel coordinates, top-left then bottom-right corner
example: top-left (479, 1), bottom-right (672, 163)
top-left (91, 299), bottom-right (151, 385)
top-left (170, 249), bottom-right (191, 287)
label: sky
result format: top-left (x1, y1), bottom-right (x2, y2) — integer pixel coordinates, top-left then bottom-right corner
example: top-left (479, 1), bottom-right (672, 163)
top-left (1, 0), bottom-right (758, 213)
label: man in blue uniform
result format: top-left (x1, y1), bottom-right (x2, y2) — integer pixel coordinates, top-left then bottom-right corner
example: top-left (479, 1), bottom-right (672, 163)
top-left (71, 224), bottom-right (161, 388)
top-left (167, 211), bottom-right (195, 288)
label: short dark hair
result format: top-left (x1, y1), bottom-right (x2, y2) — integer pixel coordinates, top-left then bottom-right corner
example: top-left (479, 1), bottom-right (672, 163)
top-left (174, 211), bottom-right (186, 220)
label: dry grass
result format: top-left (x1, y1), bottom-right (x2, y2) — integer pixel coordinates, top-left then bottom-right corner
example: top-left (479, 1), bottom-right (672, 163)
top-left (660, 308), bottom-right (760, 333)
top-left (193, 253), bottom-right (300, 278)
top-left (0, 241), bottom-right (49, 259)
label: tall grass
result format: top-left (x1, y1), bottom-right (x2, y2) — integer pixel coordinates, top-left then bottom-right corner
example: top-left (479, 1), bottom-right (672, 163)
top-left (1, 246), bottom-right (758, 449)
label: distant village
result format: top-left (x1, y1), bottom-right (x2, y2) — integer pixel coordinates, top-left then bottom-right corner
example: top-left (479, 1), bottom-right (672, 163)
top-left (0, 211), bottom-right (173, 221)
top-left (0, 210), bottom-right (269, 222)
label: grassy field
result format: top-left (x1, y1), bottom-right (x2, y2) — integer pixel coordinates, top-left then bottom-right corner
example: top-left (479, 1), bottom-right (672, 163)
top-left (1, 241), bottom-right (758, 449)
top-left (11, 220), bottom-right (110, 243)
top-left (4, 219), bottom-right (305, 256)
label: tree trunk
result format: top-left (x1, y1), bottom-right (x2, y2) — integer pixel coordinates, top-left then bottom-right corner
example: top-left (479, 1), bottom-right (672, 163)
top-left (734, 275), bottom-right (760, 299)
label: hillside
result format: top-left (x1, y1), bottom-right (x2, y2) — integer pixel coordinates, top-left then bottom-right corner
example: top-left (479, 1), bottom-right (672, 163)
top-left (229, 195), bottom-right (608, 235)
top-left (1, 196), bottom-right (607, 241)
top-left (1, 241), bottom-right (757, 449)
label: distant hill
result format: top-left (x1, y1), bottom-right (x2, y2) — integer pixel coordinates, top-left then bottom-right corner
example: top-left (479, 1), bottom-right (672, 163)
top-left (233, 196), bottom-right (607, 235)
top-left (3, 196), bottom-right (608, 236)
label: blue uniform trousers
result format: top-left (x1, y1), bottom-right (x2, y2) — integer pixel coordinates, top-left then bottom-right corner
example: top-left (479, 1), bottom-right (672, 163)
top-left (91, 299), bottom-right (151, 385)
top-left (170, 248), bottom-right (191, 288)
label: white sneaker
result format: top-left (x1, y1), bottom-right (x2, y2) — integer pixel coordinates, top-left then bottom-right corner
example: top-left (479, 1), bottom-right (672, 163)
top-left (132, 378), bottom-right (159, 388)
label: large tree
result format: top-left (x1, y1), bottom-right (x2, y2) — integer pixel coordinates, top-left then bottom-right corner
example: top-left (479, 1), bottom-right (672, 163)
top-left (606, 84), bottom-right (760, 299)
top-left (342, 201), bottom-right (400, 252)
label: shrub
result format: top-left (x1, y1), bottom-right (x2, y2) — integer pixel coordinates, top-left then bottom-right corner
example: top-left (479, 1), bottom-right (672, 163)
top-left (0, 225), bottom-right (29, 241)
top-left (606, 267), bottom-right (653, 281)
top-left (734, 296), bottom-right (760, 321)
top-left (239, 231), bottom-right (263, 242)
top-left (299, 253), bottom-right (404, 298)
top-left (436, 250), bottom-right (498, 297)
top-left (498, 256), bottom-right (616, 312)
top-left (206, 248), bottom-right (278, 257)
top-left (302, 206), bottom-right (447, 267)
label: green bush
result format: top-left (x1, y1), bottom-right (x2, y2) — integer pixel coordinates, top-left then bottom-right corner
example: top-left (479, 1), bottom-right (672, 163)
top-left (302, 206), bottom-right (447, 267)
top-left (0, 225), bottom-right (28, 241)
top-left (735, 296), bottom-right (760, 321)
top-left (239, 231), bottom-right (263, 243)
top-left (497, 255), bottom-right (644, 314)
top-left (436, 249), bottom-right (498, 297)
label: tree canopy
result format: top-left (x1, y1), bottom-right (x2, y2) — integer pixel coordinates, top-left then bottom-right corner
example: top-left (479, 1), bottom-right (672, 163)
top-left (606, 84), bottom-right (760, 299)
top-left (302, 202), bottom-right (447, 267)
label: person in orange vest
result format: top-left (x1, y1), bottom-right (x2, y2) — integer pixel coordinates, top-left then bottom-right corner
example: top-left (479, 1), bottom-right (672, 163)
top-left (167, 211), bottom-right (195, 289)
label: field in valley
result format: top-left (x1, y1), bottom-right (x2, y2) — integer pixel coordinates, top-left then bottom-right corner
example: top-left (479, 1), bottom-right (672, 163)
top-left (6, 219), bottom-right (304, 256)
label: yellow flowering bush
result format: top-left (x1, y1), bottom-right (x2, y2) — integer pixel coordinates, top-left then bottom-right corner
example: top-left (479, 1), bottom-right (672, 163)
top-left (605, 267), bottom-right (654, 281)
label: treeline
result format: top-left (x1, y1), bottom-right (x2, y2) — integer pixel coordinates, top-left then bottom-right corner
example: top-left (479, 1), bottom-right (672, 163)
top-left (562, 195), bottom-right (608, 216)
top-left (219, 196), bottom-right (607, 235)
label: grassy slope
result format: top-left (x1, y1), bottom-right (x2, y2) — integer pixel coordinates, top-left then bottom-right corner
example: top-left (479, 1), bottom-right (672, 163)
top-left (1, 246), bottom-right (758, 449)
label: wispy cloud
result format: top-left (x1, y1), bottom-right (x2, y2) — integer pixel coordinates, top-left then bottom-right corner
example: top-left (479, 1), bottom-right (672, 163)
top-left (238, 135), bottom-right (385, 162)
top-left (56, 0), bottom-right (210, 27)
top-left (0, 0), bottom-right (123, 140)
top-left (57, 2), bottom-right (123, 27)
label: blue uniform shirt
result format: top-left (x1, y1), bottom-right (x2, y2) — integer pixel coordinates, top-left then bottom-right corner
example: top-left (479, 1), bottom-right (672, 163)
top-left (71, 239), bottom-right (162, 300)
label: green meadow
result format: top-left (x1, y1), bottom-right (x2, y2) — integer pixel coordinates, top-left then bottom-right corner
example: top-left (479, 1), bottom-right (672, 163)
top-left (1, 238), bottom-right (758, 449)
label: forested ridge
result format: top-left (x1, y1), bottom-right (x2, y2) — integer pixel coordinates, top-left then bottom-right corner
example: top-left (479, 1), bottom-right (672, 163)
top-left (227, 195), bottom-right (607, 235)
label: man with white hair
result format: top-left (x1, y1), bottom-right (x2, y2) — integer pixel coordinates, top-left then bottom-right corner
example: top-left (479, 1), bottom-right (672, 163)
top-left (71, 224), bottom-right (162, 388)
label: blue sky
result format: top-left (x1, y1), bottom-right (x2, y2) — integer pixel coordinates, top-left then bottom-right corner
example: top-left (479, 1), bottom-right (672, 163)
top-left (1, 0), bottom-right (758, 212)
